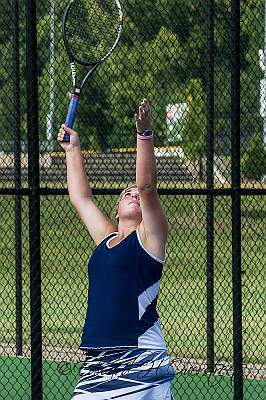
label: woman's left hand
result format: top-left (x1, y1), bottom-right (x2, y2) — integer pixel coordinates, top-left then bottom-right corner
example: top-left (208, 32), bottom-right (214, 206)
top-left (134, 99), bottom-right (152, 134)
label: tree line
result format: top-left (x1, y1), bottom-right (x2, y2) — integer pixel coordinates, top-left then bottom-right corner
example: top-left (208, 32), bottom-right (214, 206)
top-left (0, 0), bottom-right (265, 178)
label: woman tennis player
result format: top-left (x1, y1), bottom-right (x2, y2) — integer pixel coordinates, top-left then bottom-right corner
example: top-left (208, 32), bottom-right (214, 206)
top-left (58, 99), bottom-right (175, 399)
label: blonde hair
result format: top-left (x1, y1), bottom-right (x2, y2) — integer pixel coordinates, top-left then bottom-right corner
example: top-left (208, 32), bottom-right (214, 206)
top-left (111, 184), bottom-right (137, 224)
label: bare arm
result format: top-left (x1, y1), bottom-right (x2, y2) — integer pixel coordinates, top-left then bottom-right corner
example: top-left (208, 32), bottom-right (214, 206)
top-left (58, 125), bottom-right (116, 245)
top-left (134, 100), bottom-right (168, 260)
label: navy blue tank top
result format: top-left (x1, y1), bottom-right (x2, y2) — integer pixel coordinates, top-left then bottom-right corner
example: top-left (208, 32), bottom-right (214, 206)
top-left (80, 227), bottom-right (166, 350)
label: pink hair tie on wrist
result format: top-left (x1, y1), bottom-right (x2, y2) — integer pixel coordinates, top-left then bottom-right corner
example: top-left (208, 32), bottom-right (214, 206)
top-left (137, 129), bottom-right (153, 140)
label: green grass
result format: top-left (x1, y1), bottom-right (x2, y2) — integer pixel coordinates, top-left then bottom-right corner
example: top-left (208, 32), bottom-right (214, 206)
top-left (0, 193), bottom-right (265, 365)
top-left (0, 356), bottom-right (265, 400)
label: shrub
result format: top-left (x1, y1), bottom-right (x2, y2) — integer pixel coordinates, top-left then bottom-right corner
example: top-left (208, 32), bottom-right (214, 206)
top-left (241, 133), bottom-right (266, 180)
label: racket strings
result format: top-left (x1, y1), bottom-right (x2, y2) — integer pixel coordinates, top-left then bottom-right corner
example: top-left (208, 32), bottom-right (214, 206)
top-left (65, 0), bottom-right (121, 64)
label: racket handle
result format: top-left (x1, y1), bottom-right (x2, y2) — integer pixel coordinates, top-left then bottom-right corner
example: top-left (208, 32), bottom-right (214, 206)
top-left (63, 92), bottom-right (80, 142)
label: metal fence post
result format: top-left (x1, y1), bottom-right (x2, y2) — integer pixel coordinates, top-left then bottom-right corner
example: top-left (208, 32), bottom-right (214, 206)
top-left (25, 0), bottom-right (42, 399)
top-left (12, 0), bottom-right (23, 357)
top-left (231, 0), bottom-right (243, 399)
top-left (206, 0), bottom-right (215, 373)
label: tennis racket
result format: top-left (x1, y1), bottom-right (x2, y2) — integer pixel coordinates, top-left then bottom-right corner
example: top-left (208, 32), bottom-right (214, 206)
top-left (62, 0), bottom-right (123, 142)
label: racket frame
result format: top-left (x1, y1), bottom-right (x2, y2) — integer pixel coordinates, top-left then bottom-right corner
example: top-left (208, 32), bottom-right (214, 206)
top-left (62, 0), bottom-right (123, 141)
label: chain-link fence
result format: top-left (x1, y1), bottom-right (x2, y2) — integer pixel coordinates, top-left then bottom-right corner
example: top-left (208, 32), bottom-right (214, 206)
top-left (0, 0), bottom-right (265, 399)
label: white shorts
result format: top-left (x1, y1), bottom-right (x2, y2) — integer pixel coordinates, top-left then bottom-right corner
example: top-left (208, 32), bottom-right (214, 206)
top-left (71, 348), bottom-right (176, 399)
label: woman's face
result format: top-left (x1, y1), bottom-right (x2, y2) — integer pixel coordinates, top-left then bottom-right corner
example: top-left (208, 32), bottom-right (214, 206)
top-left (116, 187), bottom-right (142, 221)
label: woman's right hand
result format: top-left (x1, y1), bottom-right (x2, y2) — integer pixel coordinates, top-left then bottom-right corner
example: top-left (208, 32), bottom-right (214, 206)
top-left (57, 124), bottom-right (80, 152)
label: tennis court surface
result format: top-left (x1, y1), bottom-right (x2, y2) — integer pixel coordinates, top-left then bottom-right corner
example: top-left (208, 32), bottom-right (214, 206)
top-left (0, 356), bottom-right (265, 400)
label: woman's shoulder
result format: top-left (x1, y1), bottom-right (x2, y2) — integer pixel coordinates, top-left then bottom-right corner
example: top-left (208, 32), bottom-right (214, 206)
top-left (96, 229), bottom-right (118, 247)
top-left (135, 225), bottom-right (165, 264)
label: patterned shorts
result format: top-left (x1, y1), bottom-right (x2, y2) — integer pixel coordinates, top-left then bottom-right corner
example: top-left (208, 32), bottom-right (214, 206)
top-left (71, 348), bottom-right (176, 399)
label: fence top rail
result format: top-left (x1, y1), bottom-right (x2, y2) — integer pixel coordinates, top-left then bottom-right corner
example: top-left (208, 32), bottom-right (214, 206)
top-left (0, 187), bottom-right (265, 196)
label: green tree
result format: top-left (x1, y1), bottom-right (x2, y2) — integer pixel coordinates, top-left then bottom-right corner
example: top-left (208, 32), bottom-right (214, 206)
top-left (241, 132), bottom-right (266, 180)
top-left (0, 0), bottom-right (263, 154)
top-left (179, 79), bottom-right (207, 161)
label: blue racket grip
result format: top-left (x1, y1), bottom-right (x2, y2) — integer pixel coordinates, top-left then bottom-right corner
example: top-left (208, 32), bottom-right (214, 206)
top-left (63, 93), bottom-right (80, 142)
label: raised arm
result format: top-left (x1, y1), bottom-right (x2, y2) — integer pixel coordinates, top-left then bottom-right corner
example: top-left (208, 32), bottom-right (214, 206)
top-left (135, 99), bottom-right (168, 261)
top-left (58, 125), bottom-right (116, 245)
